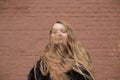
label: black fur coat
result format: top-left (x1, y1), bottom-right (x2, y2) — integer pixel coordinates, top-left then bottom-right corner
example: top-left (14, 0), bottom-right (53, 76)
top-left (28, 59), bottom-right (93, 80)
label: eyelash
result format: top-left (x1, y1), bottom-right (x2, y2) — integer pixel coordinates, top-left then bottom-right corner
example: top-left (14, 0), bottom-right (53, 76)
top-left (62, 30), bottom-right (66, 33)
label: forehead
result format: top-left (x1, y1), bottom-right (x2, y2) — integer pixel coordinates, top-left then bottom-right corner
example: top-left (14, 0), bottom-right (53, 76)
top-left (52, 23), bottom-right (66, 30)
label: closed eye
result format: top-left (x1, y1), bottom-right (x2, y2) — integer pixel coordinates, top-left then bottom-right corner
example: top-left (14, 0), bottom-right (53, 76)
top-left (52, 30), bottom-right (57, 34)
top-left (61, 29), bottom-right (67, 33)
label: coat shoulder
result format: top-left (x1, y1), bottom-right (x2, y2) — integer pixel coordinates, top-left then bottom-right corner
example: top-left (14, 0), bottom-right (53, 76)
top-left (27, 58), bottom-right (48, 80)
top-left (28, 67), bottom-right (35, 80)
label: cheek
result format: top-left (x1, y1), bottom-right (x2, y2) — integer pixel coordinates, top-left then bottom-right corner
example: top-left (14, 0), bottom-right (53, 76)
top-left (51, 34), bottom-right (55, 38)
top-left (51, 34), bottom-right (56, 41)
top-left (63, 34), bottom-right (68, 40)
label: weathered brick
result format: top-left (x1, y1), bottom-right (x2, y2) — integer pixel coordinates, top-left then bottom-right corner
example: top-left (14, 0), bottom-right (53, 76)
top-left (0, 0), bottom-right (120, 80)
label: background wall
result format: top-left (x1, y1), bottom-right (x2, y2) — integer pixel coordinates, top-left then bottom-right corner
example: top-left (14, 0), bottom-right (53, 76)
top-left (0, 0), bottom-right (120, 80)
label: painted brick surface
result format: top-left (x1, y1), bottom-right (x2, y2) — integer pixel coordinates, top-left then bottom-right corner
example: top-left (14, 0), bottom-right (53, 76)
top-left (0, 0), bottom-right (120, 80)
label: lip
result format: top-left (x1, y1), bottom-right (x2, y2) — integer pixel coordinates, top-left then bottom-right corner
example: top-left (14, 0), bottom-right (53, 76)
top-left (56, 38), bottom-right (62, 40)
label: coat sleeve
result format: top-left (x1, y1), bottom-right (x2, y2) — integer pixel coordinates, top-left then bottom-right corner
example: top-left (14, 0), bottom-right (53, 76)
top-left (28, 67), bottom-right (35, 80)
top-left (66, 66), bottom-right (94, 80)
top-left (80, 66), bottom-right (94, 80)
top-left (27, 59), bottom-right (48, 80)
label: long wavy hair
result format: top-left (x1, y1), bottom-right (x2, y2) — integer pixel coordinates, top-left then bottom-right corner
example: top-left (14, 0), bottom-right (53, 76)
top-left (39, 21), bottom-right (95, 80)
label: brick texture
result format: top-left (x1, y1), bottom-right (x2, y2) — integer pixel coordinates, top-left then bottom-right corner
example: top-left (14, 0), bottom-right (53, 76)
top-left (0, 0), bottom-right (120, 80)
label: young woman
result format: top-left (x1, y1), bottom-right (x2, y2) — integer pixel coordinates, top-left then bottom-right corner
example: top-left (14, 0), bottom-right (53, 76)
top-left (28, 21), bottom-right (95, 80)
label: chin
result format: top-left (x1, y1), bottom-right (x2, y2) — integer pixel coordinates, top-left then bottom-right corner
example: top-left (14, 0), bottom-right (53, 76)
top-left (55, 42), bottom-right (67, 46)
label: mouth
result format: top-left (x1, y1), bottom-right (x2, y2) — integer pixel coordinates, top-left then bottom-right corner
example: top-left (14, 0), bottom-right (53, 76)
top-left (56, 37), bottom-right (63, 40)
top-left (55, 38), bottom-right (63, 43)
top-left (56, 39), bottom-right (62, 42)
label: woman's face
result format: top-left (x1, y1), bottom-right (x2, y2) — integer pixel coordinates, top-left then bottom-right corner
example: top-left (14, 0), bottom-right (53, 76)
top-left (51, 23), bottom-right (68, 45)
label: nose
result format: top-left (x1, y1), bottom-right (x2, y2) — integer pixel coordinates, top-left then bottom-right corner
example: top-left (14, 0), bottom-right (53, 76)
top-left (56, 31), bottom-right (62, 36)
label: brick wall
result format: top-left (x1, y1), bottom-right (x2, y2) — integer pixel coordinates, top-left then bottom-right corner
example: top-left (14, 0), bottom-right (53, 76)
top-left (0, 0), bottom-right (120, 80)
